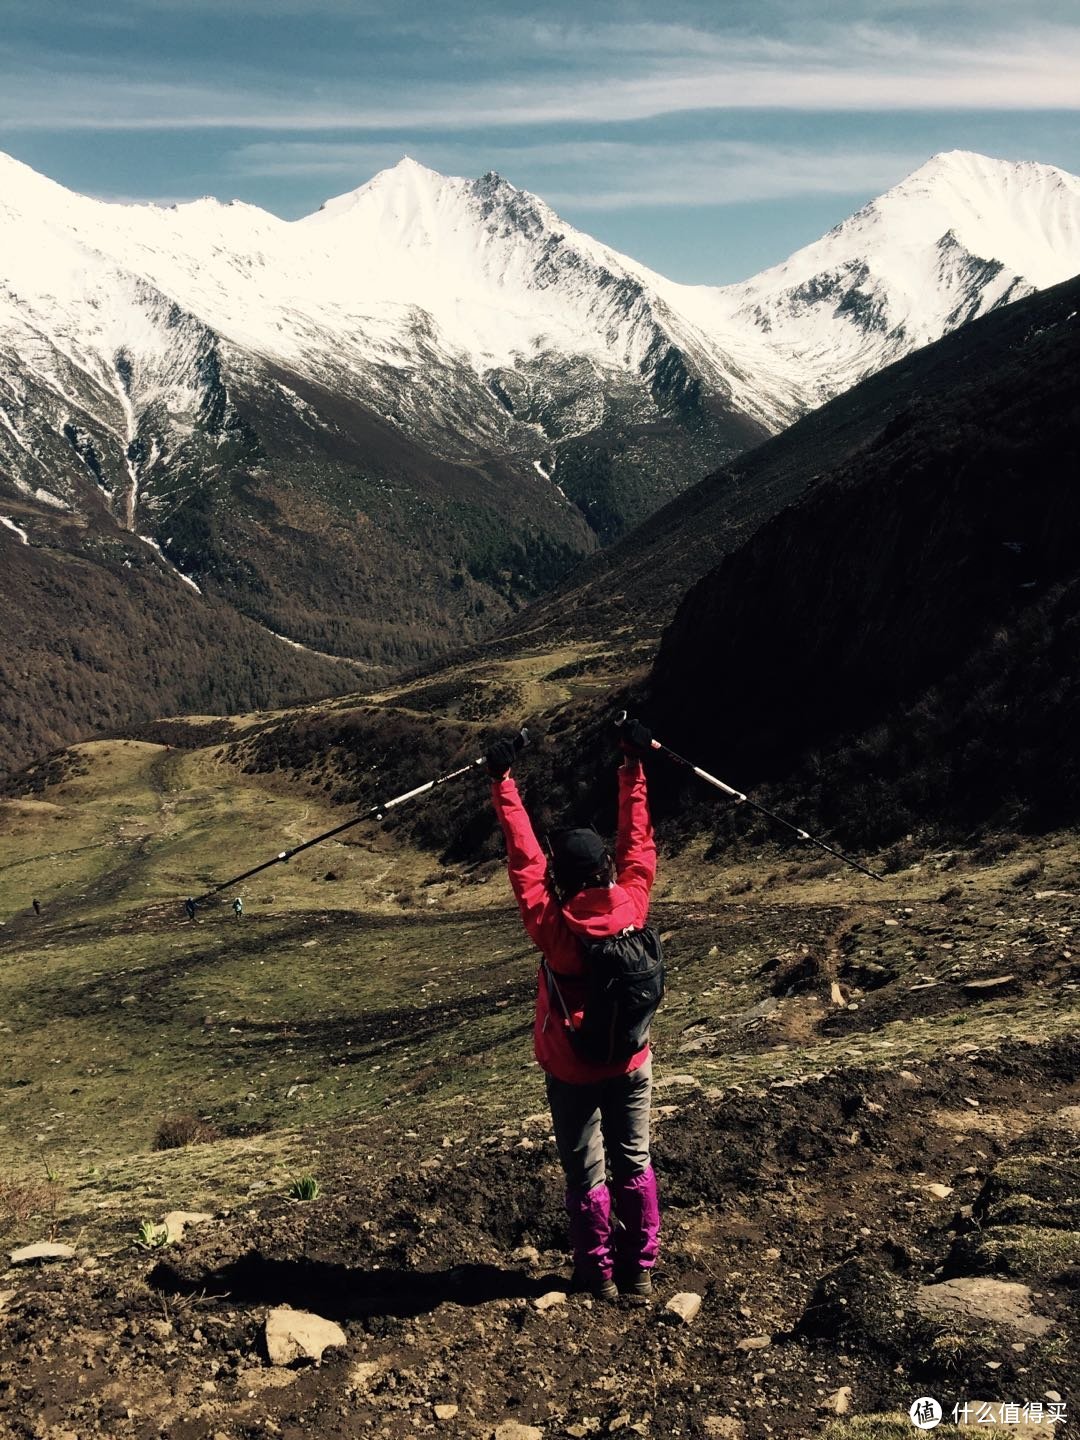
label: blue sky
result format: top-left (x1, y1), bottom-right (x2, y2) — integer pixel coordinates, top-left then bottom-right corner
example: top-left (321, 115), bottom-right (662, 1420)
top-left (2, 0), bottom-right (1079, 283)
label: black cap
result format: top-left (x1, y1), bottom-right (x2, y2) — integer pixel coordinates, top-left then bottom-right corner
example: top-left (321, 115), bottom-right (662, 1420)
top-left (550, 828), bottom-right (610, 893)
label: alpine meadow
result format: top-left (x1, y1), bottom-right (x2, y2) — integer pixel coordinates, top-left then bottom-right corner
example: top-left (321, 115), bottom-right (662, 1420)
top-left (1, 83), bottom-right (1080, 1440)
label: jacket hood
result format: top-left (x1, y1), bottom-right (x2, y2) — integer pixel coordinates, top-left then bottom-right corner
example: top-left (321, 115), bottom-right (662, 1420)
top-left (561, 883), bottom-right (638, 938)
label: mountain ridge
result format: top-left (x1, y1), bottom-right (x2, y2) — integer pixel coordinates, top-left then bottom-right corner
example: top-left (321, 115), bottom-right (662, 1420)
top-left (3, 148), bottom-right (1079, 773)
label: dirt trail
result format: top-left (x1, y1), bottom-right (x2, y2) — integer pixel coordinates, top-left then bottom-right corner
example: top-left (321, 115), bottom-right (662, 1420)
top-left (2, 1037), bottom-right (1076, 1440)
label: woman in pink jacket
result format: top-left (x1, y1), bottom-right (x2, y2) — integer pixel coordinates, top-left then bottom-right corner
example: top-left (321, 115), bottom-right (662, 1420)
top-left (487, 723), bottom-right (661, 1300)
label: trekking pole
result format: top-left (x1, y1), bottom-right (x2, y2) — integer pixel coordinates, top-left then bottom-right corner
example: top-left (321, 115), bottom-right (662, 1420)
top-left (184, 728), bottom-right (530, 913)
top-left (613, 712), bottom-right (883, 882)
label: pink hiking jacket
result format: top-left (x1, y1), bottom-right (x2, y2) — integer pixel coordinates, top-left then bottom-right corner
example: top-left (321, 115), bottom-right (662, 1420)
top-left (491, 758), bottom-right (657, 1084)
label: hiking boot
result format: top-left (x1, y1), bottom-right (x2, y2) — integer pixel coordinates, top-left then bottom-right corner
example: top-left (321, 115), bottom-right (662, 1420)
top-left (570, 1268), bottom-right (619, 1302)
top-left (617, 1267), bottom-right (653, 1300)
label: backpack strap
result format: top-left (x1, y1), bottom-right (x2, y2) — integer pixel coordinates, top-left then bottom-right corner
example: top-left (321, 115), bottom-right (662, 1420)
top-left (541, 957), bottom-right (577, 1032)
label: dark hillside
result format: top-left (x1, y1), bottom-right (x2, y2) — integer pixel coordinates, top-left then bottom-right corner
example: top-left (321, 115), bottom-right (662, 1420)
top-left (496, 274), bottom-right (1080, 657)
top-left (647, 283), bottom-right (1080, 845)
top-left (0, 537), bottom-right (367, 777)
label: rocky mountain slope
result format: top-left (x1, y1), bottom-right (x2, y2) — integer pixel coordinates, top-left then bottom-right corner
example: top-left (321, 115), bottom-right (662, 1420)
top-left (3, 148), bottom-right (1077, 550)
top-left (646, 277), bottom-right (1080, 849)
top-left (2, 150), bottom-right (1078, 776)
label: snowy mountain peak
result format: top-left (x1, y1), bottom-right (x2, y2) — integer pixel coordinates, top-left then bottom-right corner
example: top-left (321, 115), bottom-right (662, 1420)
top-left (713, 148), bottom-right (1080, 401)
top-left (305, 155), bottom-right (468, 224)
top-left (2, 145), bottom-right (1079, 546)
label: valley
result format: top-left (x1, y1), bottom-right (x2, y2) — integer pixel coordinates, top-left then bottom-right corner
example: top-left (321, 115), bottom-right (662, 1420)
top-left (0, 709), bottom-right (1077, 1439)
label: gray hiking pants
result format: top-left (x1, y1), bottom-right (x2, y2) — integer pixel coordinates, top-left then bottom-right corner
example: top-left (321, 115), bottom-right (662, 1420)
top-left (545, 1058), bottom-right (653, 1191)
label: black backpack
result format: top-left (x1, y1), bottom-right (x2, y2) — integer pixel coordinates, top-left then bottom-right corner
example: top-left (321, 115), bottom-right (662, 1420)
top-left (547, 926), bottom-right (665, 1065)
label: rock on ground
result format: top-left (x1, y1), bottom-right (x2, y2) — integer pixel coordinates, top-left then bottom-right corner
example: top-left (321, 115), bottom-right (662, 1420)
top-left (8, 1243), bottom-right (76, 1265)
top-left (914, 1277), bottom-right (1054, 1338)
top-left (663, 1291), bottom-right (702, 1325)
top-left (532, 1290), bottom-right (567, 1311)
top-left (162, 1210), bottom-right (214, 1240)
top-left (264, 1306), bottom-right (347, 1365)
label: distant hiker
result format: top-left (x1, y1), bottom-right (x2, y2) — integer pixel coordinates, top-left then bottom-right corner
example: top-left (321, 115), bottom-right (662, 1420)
top-left (487, 719), bottom-right (663, 1301)
top-left (31, 898), bottom-right (40, 917)
top-left (184, 897), bottom-right (197, 921)
top-left (232, 896), bottom-right (243, 920)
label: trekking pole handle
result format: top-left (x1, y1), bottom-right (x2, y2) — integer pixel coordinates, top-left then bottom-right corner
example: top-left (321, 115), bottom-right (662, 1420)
top-left (473, 726), bottom-right (531, 766)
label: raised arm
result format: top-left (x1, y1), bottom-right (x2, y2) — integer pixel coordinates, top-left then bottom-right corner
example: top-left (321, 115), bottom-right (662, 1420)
top-left (491, 775), bottom-right (562, 950)
top-left (615, 755), bottom-right (656, 916)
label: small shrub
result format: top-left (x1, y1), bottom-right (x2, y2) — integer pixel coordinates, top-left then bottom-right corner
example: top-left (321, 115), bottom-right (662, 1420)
top-left (287, 1174), bottom-right (321, 1202)
top-left (152, 1114), bottom-right (221, 1152)
top-left (0, 1177), bottom-right (53, 1235)
top-left (135, 1220), bottom-right (172, 1250)
top-left (1010, 860), bottom-right (1044, 888)
top-left (972, 832), bottom-right (1023, 866)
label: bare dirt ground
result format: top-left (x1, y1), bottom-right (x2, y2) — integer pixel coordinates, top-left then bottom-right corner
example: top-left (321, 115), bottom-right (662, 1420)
top-left (2, 855), bottom-right (1078, 1440)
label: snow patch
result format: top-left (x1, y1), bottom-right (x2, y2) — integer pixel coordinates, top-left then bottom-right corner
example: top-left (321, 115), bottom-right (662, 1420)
top-left (0, 515), bottom-right (29, 543)
top-left (268, 629), bottom-right (356, 664)
top-left (137, 533), bottom-right (202, 592)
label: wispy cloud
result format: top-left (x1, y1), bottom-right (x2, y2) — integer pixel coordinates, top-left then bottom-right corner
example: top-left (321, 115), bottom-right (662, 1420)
top-left (1, 24), bottom-right (1078, 132)
top-left (229, 137), bottom-right (927, 211)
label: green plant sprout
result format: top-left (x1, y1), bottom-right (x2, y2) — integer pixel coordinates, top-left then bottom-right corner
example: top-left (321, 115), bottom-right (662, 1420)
top-left (135, 1220), bottom-right (172, 1250)
top-left (287, 1174), bottom-right (321, 1201)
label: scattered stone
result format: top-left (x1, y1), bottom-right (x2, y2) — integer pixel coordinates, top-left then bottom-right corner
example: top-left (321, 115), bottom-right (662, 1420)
top-left (162, 1210), bottom-right (213, 1241)
top-left (238, 1367), bottom-right (298, 1393)
top-left (899, 1070), bottom-right (921, 1085)
top-left (8, 1243), bottom-right (76, 1265)
top-left (0, 1290), bottom-right (16, 1310)
top-left (434, 1402), bottom-right (459, 1421)
top-left (663, 1292), bottom-right (702, 1325)
top-left (265, 1306), bottom-right (347, 1365)
top-left (494, 1423), bottom-right (544, 1440)
top-left (1044, 1391), bottom-right (1063, 1404)
top-left (923, 1183), bottom-right (954, 1200)
top-left (654, 1074), bottom-right (701, 1090)
top-left (963, 975), bottom-right (1016, 994)
top-left (735, 1335), bottom-right (771, 1351)
top-left (533, 1291), bottom-right (567, 1312)
top-left (347, 1359), bottom-right (385, 1390)
top-left (703, 1418), bottom-right (745, 1438)
top-left (821, 1387), bottom-right (853, 1415)
top-left (914, 1278), bottom-right (1054, 1338)
top-left (512, 1245), bottom-right (540, 1266)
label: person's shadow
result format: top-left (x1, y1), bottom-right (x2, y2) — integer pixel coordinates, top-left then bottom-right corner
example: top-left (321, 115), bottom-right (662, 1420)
top-left (149, 1252), bottom-right (562, 1321)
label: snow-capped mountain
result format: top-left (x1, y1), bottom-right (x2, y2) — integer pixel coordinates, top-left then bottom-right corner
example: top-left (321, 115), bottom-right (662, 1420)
top-left (2, 147), bottom-right (1079, 772)
top-left (709, 150), bottom-right (1080, 404)
top-left (1, 147), bottom-right (1079, 672)
top-left (2, 149), bottom-right (1078, 550)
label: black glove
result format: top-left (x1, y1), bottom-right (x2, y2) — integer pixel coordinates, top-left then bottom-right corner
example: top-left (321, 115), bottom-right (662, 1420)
top-left (618, 718), bottom-right (654, 756)
top-left (486, 738), bottom-right (518, 779)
